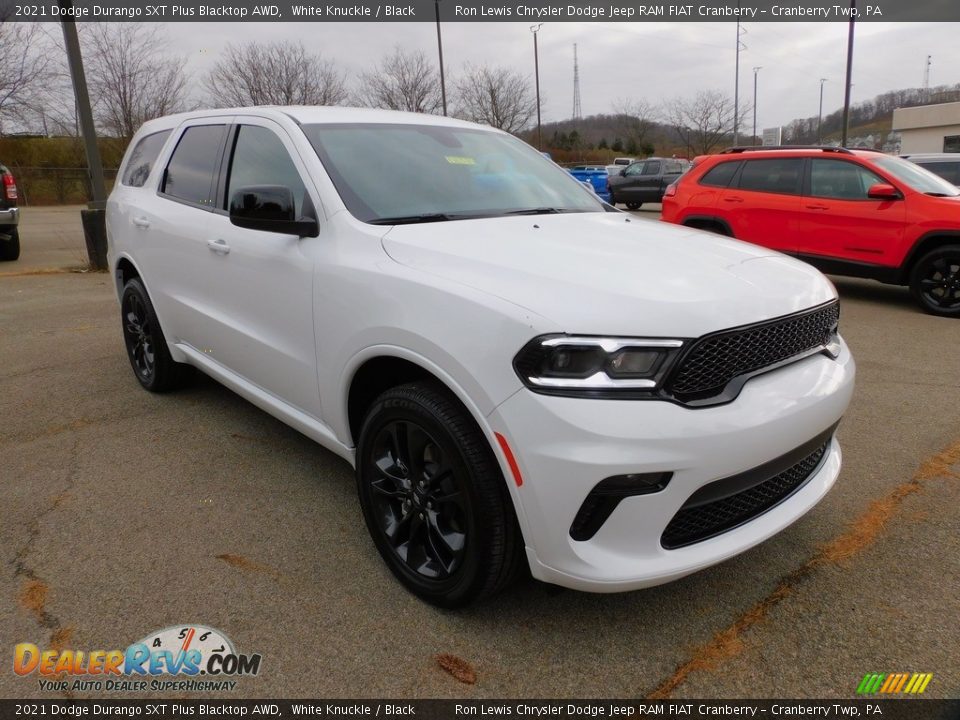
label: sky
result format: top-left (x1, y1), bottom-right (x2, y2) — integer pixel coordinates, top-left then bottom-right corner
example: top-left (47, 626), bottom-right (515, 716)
top-left (160, 21), bottom-right (956, 129)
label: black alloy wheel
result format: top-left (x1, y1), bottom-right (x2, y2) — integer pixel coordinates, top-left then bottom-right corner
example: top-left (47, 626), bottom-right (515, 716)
top-left (368, 419), bottom-right (468, 580)
top-left (910, 246), bottom-right (960, 317)
top-left (120, 278), bottom-right (193, 391)
top-left (356, 382), bottom-right (523, 607)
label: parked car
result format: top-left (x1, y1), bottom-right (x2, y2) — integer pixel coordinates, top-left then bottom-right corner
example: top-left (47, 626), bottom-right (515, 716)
top-left (0, 163), bottom-right (20, 261)
top-left (567, 165), bottom-right (610, 202)
top-left (901, 153), bottom-right (960, 187)
top-left (107, 109), bottom-right (854, 606)
top-left (608, 157), bottom-right (688, 209)
top-left (662, 146), bottom-right (960, 317)
top-left (612, 157), bottom-right (635, 166)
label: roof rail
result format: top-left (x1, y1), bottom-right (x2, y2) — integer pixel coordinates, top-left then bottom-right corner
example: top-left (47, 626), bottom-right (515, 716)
top-left (720, 145), bottom-right (853, 155)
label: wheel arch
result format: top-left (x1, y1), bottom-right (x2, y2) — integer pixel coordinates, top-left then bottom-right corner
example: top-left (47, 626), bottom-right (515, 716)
top-left (341, 347), bottom-right (532, 540)
top-left (681, 215), bottom-right (734, 237)
top-left (899, 231), bottom-right (960, 283)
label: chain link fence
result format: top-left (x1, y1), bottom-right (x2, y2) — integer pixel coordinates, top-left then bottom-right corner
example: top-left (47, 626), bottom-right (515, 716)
top-left (6, 166), bottom-right (119, 206)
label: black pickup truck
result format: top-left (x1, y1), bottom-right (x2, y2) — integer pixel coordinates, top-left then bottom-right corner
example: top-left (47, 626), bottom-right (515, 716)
top-left (608, 157), bottom-right (689, 209)
top-left (0, 163), bottom-right (19, 261)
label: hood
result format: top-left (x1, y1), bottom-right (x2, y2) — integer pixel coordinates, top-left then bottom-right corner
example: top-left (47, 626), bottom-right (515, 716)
top-left (382, 212), bottom-right (837, 338)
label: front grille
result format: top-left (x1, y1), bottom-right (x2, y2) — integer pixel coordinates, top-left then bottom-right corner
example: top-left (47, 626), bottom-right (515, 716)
top-left (661, 438), bottom-right (830, 549)
top-left (666, 302), bottom-right (839, 403)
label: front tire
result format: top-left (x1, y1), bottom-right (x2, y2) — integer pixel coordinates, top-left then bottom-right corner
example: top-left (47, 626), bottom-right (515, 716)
top-left (120, 278), bottom-right (193, 391)
top-left (608, 192), bottom-right (617, 206)
top-left (909, 245), bottom-right (960, 317)
top-left (0, 227), bottom-right (20, 261)
top-left (356, 382), bottom-right (523, 607)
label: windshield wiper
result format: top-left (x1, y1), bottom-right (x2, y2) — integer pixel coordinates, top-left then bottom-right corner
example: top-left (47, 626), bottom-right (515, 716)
top-left (368, 213), bottom-right (462, 225)
top-left (501, 207), bottom-right (580, 216)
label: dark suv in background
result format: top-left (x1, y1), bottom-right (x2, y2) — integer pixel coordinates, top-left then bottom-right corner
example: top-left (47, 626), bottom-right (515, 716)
top-left (901, 153), bottom-right (960, 187)
top-left (608, 157), bottom-right (688, 209)
top-left (0, 164), bottom-right (20, 261)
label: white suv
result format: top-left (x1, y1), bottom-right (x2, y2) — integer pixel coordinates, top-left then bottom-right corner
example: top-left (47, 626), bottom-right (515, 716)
top-left (107, 107), bottom-right (855, 607)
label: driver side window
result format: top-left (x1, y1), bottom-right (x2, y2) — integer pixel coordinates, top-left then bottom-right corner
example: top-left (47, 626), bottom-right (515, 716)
top-left (226, 125), bottom-right (308, 216)
top-left (624, 163), bottom-right (644, 177)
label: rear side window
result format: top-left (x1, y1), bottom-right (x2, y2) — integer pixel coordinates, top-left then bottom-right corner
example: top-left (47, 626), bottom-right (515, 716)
top-left (917, 161), bottom-right (960, 185)
top-left (699, 161), bottom-right (740, 188)
top-left (121, 131), bottom-right (171, 188)
top-left (161, 125), bottom-right (228, 207)
top-left (737, 158), bottom-right (803, 195)
top-left (641, 160), bottom-right (661, 175)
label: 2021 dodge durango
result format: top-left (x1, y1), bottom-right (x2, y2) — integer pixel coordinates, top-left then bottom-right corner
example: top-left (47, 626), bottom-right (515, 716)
top-left (661, 146), bottom-right (960, 317)
top-left (106, 108), bottom-right (855, 607)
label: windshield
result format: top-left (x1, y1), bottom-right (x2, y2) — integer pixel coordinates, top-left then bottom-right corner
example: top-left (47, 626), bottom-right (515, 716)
top-left (301, 123), bottom-right (605, 223)
top-left (873, 156), bottom-right (960, 196)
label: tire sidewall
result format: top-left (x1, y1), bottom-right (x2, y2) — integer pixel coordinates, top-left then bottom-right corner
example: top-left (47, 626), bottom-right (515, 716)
top-left (121, 278), bottom-right (164, 390)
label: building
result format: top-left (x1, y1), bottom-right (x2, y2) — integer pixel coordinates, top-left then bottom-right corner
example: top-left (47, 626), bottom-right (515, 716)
top-left (892, 101), bottom-right (960, 154)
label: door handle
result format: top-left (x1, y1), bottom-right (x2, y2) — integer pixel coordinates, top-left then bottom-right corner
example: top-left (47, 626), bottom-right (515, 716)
top-left (132, 216), bottom-right (151, 229)
top-left (805, 204), bottom-right (829, 211)
top-left (723, 196), bottom-right (744, 203)
top-left (207, 238), bottom-right (230, 255)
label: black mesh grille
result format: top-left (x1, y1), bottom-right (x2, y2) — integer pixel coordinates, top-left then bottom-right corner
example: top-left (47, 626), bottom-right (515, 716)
top-left (661, 439), bottom-right (830, 549)
top-left (666, 302), bottom-right (839, 402)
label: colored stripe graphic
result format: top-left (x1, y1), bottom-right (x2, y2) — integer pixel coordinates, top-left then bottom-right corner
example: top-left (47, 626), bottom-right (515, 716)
top-left (857, 672), bottom-right (932, 694)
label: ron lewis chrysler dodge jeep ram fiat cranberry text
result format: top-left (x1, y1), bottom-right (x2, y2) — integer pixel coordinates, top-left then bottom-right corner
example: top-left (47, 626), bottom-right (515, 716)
top-left (106, 108), bottom-right (855, 607)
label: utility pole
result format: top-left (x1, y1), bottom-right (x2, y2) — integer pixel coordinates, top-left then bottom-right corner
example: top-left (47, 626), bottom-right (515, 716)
top-left (59, 0), bottom-right (108, 270)
top-left (818, 78), bottom-right (827, 144)
top-left (733, 8), bottom-right (747, 146)
top-left (434, 0), bottom-right (447, 116)
top-left (530, 24), bottom-right (543, 150)
top-left (923, 54), bottom-right (932, 103)
top-left (752, 66), bottom-right (761, 145)
top-left (572, 43), bottom-right (582, 121)
top-left (841, 0), bottom-right (856, 147)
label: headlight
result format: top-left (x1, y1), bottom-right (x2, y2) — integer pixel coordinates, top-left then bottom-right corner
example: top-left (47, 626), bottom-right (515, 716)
top-left (513, 335), bottom-right (685, 397)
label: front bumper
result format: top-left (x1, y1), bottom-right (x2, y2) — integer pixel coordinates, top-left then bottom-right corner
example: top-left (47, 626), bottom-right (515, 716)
top-left (0, 206), bottom-right (19, 227)
top-left (489, 339), bottom-right (855, 593)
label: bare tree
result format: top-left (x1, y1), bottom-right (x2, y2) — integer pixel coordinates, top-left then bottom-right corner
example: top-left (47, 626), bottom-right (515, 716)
top-left (611, 98), bottom-right (657, 155)
top-left (0, 19), bottom-right (50, 134)
top-left (454, 64), bottom-right (536, 134)
top-left (355, 47), bottom-right (442, 114)
top-left (83, 23), bottom-right (188, 139)
top-left (662, 91), bottom-right (746, 156)
top-left (203, 41), bottom-right (347, 108)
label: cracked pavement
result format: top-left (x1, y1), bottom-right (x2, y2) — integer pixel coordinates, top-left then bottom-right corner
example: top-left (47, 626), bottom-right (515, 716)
top-left (1, 207), bottom-right (958, 699)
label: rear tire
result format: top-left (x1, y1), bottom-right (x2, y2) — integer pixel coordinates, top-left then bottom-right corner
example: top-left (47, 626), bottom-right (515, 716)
top-left (909, 245), bottom-right (960, 317)
top-left (626, 202), bottom-right (642, 210)
top-left (356, 382), bottom-right (523, 607)
top-left (120, 278), bottom-right (194, 392)
top-left (0, 227), bottom-right (20, 261)
top-left (608, 192), bottom-right (617, 206)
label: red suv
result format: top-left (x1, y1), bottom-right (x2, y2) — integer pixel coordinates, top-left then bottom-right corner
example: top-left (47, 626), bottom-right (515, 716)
top-left (661, 147), bottom-right (960, 317)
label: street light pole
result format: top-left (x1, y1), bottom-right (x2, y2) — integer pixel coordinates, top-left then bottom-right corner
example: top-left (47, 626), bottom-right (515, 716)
top-left (59, 0), bottom-right (108, 270)
top-left (752, 66), bottom-right (761, 145)
top-left (530, 23), bottom-right (543, 150)
top-left (434, 0), bottom-right (447, 116)
top-left (733, 18), bottom-right (741, 145)
top-left (841, 0), bottom-right (856, 147)
top-left (818, 78), bottom-right (827, 143)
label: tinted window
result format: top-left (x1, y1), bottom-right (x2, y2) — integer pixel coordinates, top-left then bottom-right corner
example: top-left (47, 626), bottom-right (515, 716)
top-left (700, 161), bottom-right (740, 188)
top-left (641, 160), bottom-right (661, 176)
top-left (664, 160), bottom-right (683, 174)
top-left (301, 123), bottom-right (603, 223)
top-left (917, 161), bottom-right (960, 185)
top-left (737, 158), bottom-right (803, 195)
top-left (624, 162), bottom-right (644, 176)
top-left (809, 159), bottom-right (885, 200)
top-left (122, 131), bottom-right (171, 188)
top-left (226, 125), bottom-right (307, 216)
top-left (162, 125), bottom-right (227, 207)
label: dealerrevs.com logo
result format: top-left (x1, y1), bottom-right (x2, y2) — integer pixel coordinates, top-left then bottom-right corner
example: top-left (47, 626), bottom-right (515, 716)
top-left (14, 625), bottom-right (262, 693)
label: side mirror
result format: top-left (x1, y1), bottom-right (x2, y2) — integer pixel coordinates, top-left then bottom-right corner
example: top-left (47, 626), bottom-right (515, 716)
top-left (619, 168), bottom-right (627, 177)
top-left (229, 185), bottom-right (318, 237)
top-left (867, 183), bottom-right (901, 200)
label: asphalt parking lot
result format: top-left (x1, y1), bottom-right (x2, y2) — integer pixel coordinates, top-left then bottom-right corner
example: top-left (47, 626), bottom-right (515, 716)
top-left (2, 206), bottom-right (959, 700)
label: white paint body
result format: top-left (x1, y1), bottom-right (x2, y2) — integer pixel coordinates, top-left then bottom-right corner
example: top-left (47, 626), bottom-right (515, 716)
top-left (107, 107), bottom-right (855, 593)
